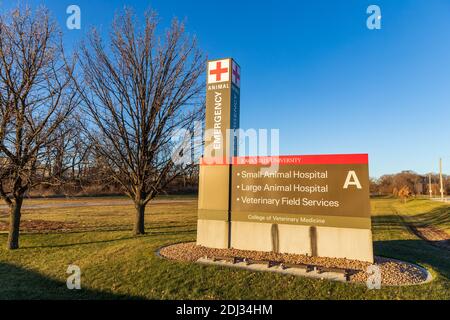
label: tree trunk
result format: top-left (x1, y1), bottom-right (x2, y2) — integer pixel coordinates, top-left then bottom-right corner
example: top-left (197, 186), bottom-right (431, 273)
top-left (7, 198), bottom-right (23, 250)
top-left (133, 202), bottom-right (146, 235)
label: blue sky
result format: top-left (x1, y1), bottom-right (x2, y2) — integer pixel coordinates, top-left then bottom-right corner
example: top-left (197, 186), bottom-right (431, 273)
top-left (1, 0), bottom-right (449, 177)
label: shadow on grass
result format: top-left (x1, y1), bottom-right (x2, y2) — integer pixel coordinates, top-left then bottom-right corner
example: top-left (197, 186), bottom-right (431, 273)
top-left (406, 206), bottom-right (450, 228)
top-left (374, 239), bottom-right (450, 279)
top-left (23, 235), bottom-right (137, 249)
top-left (0, 262), bottom-right (141, 300)
top-left (371, 214), bottom-right (412, 234)
top-left (372, 214), bottom-right (450, 278)
top-left (21, 226), bottom-right (196, 249)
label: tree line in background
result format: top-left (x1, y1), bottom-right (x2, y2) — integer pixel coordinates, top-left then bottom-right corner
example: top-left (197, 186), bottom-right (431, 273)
top-left (32, 123), bottom-right (199, 198)
top-left (370, 171), bottom-right (450, 200)
top-left (0, 6), bottom-right (202, 249)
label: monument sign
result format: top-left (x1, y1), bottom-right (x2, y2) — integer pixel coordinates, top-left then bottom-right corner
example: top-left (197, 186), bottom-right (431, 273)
top-left (197, 58), bottom-right (373, 262)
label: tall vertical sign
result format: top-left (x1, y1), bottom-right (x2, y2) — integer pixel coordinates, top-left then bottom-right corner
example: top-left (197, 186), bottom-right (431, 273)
top-left (197, 58), bottom-right (240, 248)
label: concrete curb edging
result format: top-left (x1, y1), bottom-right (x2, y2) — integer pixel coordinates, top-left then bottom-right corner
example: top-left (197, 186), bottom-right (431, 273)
top-left (155, 242), bottom-right (433, 287)
top-left (196, 257), bottom-right (349, 282)
top-left (194, 256), bottom-right (433, 287)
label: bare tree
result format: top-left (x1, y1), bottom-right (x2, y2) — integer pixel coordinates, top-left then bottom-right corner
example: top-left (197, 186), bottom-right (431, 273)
top-left (77, 9), bottom-right (203, 235)
top-left (39, 113), bottom-right (91, 193)
top-left (0, 7), bottom-right (77, 249)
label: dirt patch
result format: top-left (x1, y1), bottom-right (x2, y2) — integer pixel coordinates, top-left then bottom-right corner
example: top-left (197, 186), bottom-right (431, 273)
top-left (0, 199), bottom-right (195, 210)
top-left (412, 226), bottom-right (450, 250)
top-left (0, 219), bottom-right (80, 233)
top-left (159, 242), bottom-right (428, 286)
top-left (393, 206), bottom-right (450, 251)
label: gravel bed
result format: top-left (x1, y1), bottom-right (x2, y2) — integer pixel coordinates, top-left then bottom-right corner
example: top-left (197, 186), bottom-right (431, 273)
top-left (159, 242), bottom-right (429, 286)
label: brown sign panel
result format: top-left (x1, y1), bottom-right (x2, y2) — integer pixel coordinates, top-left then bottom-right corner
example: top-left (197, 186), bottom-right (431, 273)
top-left (230, 154), bottom-right (371, 229)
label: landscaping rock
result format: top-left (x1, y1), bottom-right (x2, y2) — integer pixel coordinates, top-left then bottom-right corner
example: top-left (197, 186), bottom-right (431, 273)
top-left (159, 242), bottom-right (428, 286)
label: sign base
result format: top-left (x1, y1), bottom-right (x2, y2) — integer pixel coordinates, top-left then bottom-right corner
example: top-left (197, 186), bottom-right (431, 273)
top-left (197, 219), bottom-right (229, 249)
top-left (230, 221), bottom-right (373, 263)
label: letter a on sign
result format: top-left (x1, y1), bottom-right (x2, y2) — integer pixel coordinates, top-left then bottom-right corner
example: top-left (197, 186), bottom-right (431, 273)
top-left (343, 171), bottom-right (362, 189)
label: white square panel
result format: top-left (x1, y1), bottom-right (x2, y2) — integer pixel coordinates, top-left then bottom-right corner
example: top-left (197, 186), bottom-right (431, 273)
top-left (208, 59), bottom-right (230, 84)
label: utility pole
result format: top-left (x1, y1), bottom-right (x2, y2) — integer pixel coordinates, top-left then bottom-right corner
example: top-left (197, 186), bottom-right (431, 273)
top-left (439, 158), bottom-right (444, 202)
top-left (429, 173), bottom-right (433, 198)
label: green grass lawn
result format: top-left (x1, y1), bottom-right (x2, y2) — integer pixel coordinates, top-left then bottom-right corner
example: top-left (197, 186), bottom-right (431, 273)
top-left (0, 197), bottom-right (449, 300)
top-left (390, 198), bottom-right (450, 233)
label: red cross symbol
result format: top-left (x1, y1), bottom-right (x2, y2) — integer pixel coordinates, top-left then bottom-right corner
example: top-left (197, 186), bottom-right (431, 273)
top-left (209, 61), bottom-right (228, 81)
top-left (232, 63), bottom-right (240, 85)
